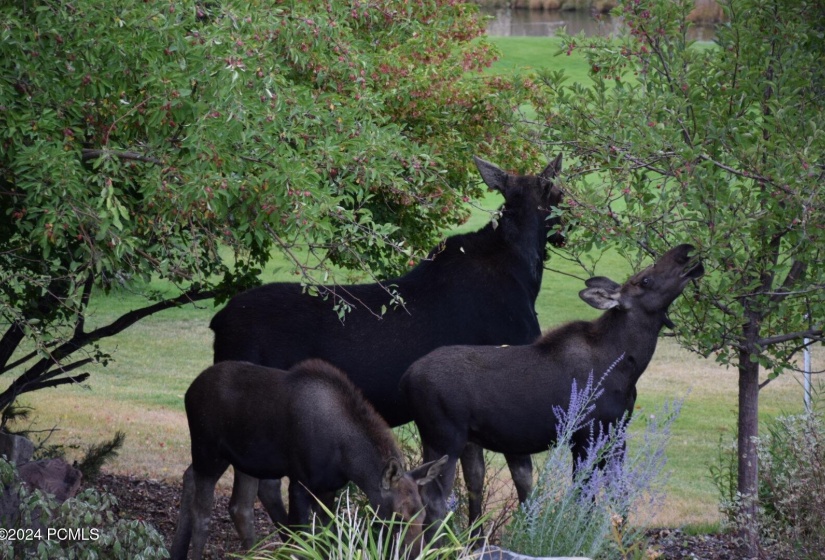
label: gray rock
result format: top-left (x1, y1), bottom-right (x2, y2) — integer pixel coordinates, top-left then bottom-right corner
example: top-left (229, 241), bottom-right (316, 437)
top-left (0, 484), bottom-right (20, 526)
top-left (0, 432), bottom-right (34, 465)
top-left (0, 457), bottom-right (84, 526)
top-left (19, 458), bottom-right (83, 502)
top-left (470, 545), bottom-right (591, 560)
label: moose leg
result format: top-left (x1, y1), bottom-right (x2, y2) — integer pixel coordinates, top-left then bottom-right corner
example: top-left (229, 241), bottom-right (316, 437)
top-left (229, 471), bottom-right (260, 550)
top-left (311, 490), bottom-right (336, 526)
top-left (505, 453), bottom-right (534, 504)
top-left (190, 469), bottom-right (223, 560)
top-left (288, 481), bottom-right (315, 528)
top-left (258, 478), bottom-right (288, 526)
top-left (170, 465), bottom-right (195, 560)
top-left (459, 443), bottom-right (486, 531)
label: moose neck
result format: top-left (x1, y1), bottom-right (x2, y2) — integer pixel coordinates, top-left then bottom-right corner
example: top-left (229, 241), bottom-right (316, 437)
top-left (495, 206), bottom-right (548, 289)
top-left (598, 308), bottom-right (668, 388)
top-left (344, 431), bottom-right (400, 517)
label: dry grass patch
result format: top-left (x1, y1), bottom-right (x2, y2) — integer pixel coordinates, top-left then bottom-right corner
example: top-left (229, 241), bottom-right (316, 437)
top-left (12, 391), bottom-right (190, 480)
top-left (635, 338), bottom-right (813, 527)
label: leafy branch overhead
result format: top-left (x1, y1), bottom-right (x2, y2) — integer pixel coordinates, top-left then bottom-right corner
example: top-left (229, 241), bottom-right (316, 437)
top-left (0, 0), bottom-right (534, 410)
top-left (533, 0), bottom-right (825, 373)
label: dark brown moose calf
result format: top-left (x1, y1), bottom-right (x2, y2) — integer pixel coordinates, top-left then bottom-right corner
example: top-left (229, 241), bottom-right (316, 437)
top-left (400, 244), bottom-right (704, 532)
top-left (171, 359), bottom-right (447, 560)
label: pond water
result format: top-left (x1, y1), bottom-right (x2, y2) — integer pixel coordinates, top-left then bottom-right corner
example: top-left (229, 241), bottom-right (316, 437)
top-left (481, 7), bottom-right (717, 42)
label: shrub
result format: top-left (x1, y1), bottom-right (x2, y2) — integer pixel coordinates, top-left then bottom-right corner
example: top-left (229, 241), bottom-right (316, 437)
top-left (0, 459), bottom-right (168, 559)
top-left (75, 430), bottom-right (126, 483)
top-left (710, 385), bottom-right (825, 559)
top-left (502, 368), bottom-right (680, 559)
top-left (758, 410), bottom-right (825, 558)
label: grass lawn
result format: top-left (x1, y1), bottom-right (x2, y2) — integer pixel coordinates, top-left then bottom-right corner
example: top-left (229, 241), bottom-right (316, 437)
top-left (2, 35), bottom-right (814, 534)
top-left (487, 36), bottom-right (592, 85)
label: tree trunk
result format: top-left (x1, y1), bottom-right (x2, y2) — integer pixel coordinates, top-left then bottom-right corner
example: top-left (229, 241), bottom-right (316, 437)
top-left (737, 350), bottom-right (761, 558)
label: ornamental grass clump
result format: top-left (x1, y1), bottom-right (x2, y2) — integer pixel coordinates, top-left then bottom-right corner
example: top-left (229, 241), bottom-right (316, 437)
top-left (242, 491), bottom-right (480, 560)
top-left (502, 362), bottom-right (680, 559)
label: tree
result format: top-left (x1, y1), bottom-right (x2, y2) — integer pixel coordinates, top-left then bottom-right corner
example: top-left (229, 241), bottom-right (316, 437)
top-left (528, 0), bottom-right (824, 554)
top-left (0, 0), bottom-right (535, 411)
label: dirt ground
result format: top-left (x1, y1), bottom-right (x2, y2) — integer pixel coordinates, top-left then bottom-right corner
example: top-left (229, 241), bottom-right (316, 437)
top-left (96, 472), bottom-right (770, 560)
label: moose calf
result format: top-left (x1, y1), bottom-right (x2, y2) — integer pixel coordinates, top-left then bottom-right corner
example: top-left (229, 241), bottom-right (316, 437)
top-left (171, 359), bottom-right (447, 560)
top-left (401, 244), bottom-right (704, 531)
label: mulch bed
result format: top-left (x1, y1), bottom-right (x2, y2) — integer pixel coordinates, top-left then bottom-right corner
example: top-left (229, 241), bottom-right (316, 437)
top-left (96, 473), bottom-right (273, 559)
top-left (95, 472), bottom-right (769, 560)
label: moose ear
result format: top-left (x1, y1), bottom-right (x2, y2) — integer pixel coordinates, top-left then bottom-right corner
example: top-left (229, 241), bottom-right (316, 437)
top-left (540, 153), bottom-right (563, 181)
top-left (473, 156), bottom-right (510, 195)
top-left (381, 457), bottom-right (405, 491)
top-left (409, 455), bottom-right (449, 487)
top-left (579, 277), bottom-right (622, 310)
top-left (579, 288), bottom-right (621, 310)
top-left (584, 276), bottom-right (621, 291)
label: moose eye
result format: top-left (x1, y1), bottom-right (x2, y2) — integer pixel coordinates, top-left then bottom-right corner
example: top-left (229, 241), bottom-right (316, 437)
top-left (641, 277), bottom-right (651, 287)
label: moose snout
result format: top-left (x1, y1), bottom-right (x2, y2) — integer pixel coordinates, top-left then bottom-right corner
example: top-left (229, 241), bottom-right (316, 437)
top-left (680, 247), bottom-right (704, 279)
top-left (681, 259), bottom-right (704, 278)
top-left (669, 244), bottom-right (704, 279)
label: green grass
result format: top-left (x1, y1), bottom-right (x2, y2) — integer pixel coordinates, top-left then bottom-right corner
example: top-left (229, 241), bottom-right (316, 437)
top-left (482, 36), bottom-right (592, 121)
top-left (3, 33), bottom-right (814, 535)
top-left (487, 36), bottom-right (592, 85)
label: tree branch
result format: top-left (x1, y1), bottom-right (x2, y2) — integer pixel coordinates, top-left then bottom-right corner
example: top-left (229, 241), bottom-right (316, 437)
top-left (697, 154), bottom-right (791, 194)
top-left (78, 287), bottom-right (215, 345)
top-left (0, 322), bottom-right (26, 372)
top-left (769, 260), bottom-right (807, 304)
top-left (0, 287), bottom-right (215, 410)
top-left (74, 271), bottom-right (95, 338)
top-left (81, 148), bottom-right (162, 166)
top-left (16, 374), bottom-right (91, 396)
top-left (38, 358), bottom-right (95, 383)
top-left (757, 329), bottom-right (823, 347)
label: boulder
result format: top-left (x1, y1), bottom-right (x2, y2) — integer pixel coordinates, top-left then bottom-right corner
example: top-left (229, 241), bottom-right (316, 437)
top-left (0, 432), bottom-right (34, 465)
top-left (0, 436), bottom-right (83, 527)
top-left (19, 458), bottom-right (83, 502)
top-left (471, 545), bottom-right (591, 560)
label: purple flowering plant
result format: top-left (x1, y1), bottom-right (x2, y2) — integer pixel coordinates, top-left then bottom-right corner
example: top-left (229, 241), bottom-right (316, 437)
top-left (503, 354), bottom-right (683, 558)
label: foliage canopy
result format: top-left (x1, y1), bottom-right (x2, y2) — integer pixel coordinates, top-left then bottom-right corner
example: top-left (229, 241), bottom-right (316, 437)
top-left (0, 0), bottom-right (534, 409)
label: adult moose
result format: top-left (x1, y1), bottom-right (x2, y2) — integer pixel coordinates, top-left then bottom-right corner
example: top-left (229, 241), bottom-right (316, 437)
top-left (209, 155), bottom-right (565, 545)
top-left (170, 359), bottom-right (447, 560)
top-left (400, 244), bottom-right (704, 530)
